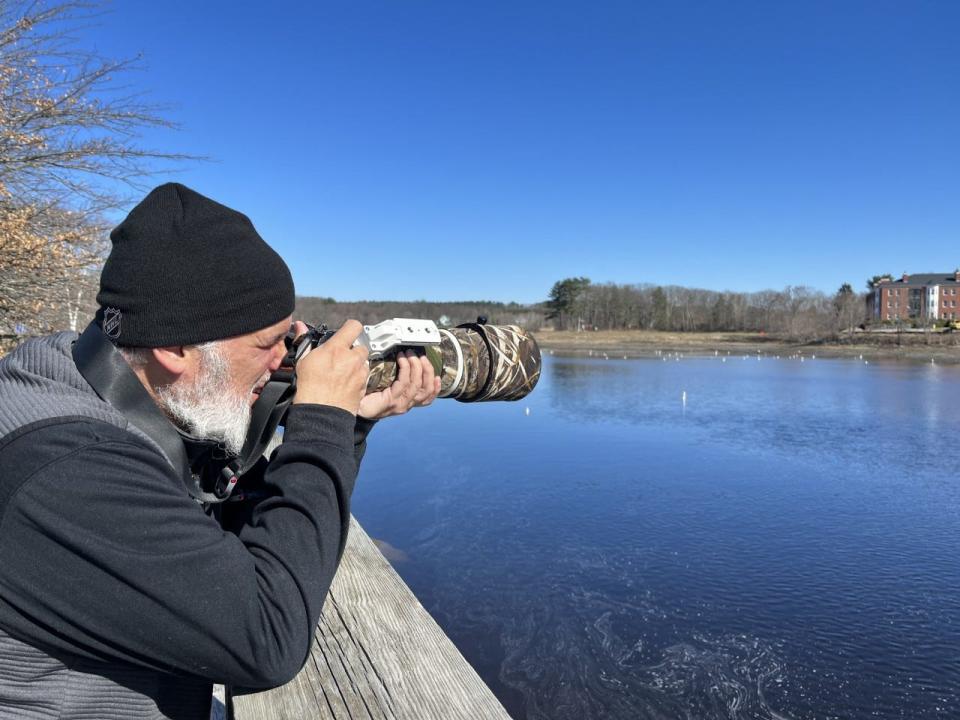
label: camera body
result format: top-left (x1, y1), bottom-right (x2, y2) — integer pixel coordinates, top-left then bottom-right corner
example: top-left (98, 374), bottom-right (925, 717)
top-left (213, 317), bottom-right (541, 501)
top-left (291, 317), bottom-right (445, 387)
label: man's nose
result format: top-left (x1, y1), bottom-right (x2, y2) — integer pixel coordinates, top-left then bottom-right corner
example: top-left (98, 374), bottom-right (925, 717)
top-left (268, 340), bottom-right (286, 371)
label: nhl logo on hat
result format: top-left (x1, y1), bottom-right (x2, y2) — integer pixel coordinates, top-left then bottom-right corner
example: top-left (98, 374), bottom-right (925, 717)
top-left (103, 307), bottom-right (122, 339)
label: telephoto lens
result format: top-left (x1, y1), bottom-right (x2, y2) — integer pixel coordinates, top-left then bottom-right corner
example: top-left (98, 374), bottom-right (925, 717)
top-left (362, 318), bottom-right (541, 402)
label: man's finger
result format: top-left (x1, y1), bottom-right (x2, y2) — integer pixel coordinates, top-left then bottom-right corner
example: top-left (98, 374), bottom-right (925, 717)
top-left (327, 319), bottom-right (364, 348)
top-left (406, 350), bottom-right (424, 397)
top-left (395, 351), bottom-right (411, 389)
top-left (413, 355), bottom-right (435, 403)
top-left (353, 343), bottom-right (371, 369)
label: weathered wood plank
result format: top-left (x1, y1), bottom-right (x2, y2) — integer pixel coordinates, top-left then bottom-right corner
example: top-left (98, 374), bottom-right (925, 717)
top-left (233, 517), bottom-right (512, 720)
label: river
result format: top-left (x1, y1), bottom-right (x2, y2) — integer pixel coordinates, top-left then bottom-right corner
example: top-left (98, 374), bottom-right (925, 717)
top-left (353, 352), bottom-right (960, 719)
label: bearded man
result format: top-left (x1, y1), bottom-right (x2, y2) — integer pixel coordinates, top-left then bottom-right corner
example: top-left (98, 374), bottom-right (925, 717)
top-left (0, 183), bottom-right (438, 719)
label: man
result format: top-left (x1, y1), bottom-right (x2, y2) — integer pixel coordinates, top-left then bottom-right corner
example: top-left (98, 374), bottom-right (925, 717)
top-left (0, 183), bottom-right (438, 719)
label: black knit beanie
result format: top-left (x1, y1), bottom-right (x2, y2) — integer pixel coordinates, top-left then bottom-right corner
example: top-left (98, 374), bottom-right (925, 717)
top-left (95, 183), bottom-right (295, 347)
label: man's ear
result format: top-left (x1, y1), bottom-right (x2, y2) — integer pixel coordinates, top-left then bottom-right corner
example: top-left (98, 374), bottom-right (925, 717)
top-left (150, 346), bottom-right (190, 379)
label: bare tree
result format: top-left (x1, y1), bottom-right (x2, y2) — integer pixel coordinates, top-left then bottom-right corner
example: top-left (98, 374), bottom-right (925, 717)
top-left (0, 0), bottom-right (192, 337)
top-left (0, 197), bottom-right (101, 334)
top-left (538, 274), bottom-right (862, 341)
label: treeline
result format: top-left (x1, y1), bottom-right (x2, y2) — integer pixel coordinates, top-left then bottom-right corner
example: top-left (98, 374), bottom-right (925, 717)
top-left (296, 279), bottom-right (868, 343)
top-left (295, 297), bottom-right (545, 330)
top-left (545, 279), bottom-right (867, 341)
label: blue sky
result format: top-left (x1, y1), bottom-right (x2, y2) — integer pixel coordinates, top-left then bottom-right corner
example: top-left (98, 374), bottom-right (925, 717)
top-left (79, 1), bottom-right (959, 304)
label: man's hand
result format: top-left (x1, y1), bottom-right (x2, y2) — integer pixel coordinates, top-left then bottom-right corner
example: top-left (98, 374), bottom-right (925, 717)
top-left (358, 349), bottom-right (441, 420)
top-left (292, 319), bottom-right (369, 415)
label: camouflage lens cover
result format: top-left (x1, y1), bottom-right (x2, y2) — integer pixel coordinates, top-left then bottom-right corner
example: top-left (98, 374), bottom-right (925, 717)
top-left (366, 323), bottom-right (541, 402)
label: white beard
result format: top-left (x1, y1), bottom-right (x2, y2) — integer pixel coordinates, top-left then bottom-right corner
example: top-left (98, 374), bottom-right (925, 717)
top-left (156, 342), bottom-right (253, 457)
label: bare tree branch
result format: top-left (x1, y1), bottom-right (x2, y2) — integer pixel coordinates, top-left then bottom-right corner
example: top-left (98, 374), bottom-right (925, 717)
top-left (0, 0), bottom-right (199, 337)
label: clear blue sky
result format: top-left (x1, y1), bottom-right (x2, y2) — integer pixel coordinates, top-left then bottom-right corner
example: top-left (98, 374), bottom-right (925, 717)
top-left (79, 1), bottom-right (959, 304)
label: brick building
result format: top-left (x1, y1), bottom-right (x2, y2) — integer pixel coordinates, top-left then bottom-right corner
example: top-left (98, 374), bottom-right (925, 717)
top-left (868, 271), bottom-right (960, 322)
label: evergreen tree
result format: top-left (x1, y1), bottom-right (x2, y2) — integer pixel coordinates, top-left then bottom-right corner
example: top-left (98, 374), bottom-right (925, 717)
top-left (546, 277), bottom-right (591, 330)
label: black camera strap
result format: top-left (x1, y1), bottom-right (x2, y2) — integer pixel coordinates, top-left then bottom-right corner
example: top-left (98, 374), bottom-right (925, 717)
top-left (216, 371), bottom-right (295, 499)
top-left (214, 327), bottom-right (315, 499)
top-left (72, 322), bottom-right (193, 490)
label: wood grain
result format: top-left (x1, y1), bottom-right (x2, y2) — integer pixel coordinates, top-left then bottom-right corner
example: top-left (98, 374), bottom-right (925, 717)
top-left (233, 517), bottom-right (512, 719)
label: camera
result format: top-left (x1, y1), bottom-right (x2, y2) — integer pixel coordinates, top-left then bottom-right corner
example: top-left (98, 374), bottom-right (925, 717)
top-left (214, 317), bottom-right (542, 500)
top-left (294, 317), bottom-right (541, 403)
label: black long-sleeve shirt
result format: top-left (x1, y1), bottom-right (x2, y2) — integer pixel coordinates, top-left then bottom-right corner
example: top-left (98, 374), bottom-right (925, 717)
top-left (0, 404), bottom-right (365, 689)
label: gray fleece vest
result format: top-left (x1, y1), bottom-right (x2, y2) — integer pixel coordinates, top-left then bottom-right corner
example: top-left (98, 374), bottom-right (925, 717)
top-left (0, 333), bottom-right (212, 719)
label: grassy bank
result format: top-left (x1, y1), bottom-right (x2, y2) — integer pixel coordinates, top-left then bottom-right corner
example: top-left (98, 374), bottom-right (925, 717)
top-left (534, 329), bottom-right (960, 364)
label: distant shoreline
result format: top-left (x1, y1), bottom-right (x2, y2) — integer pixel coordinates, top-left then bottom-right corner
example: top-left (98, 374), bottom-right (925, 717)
top-left (533, 330), bottom-right (960, 364)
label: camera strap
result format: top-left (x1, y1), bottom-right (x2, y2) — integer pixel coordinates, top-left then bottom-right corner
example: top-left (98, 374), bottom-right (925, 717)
top-left (214, 327), bottom-right (316, 500)
top-left (215, 370), bottom-right (295, 500)
top-left (72, 322), bottom-right (194, 491)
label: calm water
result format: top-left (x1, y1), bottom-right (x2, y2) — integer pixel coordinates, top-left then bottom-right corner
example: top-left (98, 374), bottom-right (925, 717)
top-left (353, 353), bottom-right (960, 719)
